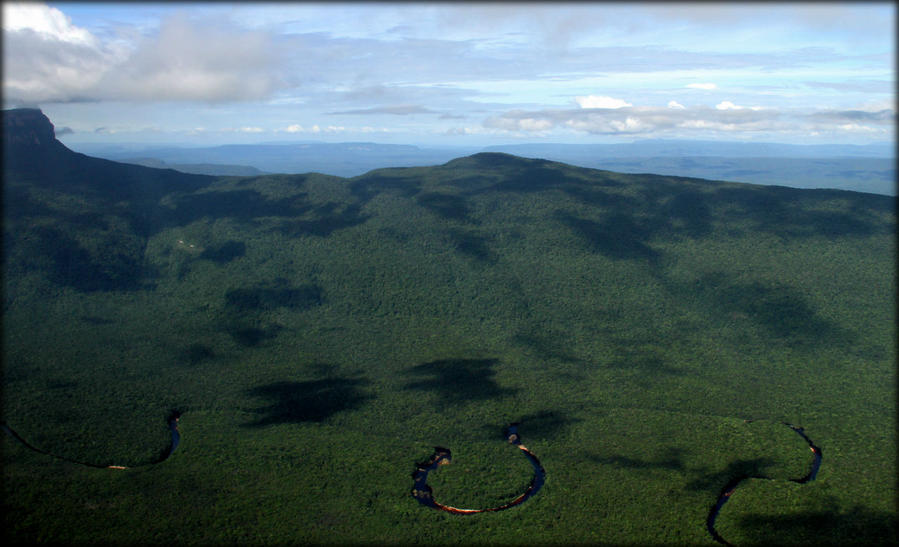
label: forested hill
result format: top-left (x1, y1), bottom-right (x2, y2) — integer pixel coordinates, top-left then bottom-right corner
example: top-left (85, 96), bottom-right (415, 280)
top-left (2, 108), bottom-right (896, 544)
top-left (4, 108), bottom-right (214, 204)
top-left (3, 107), bottom-right (894, 295)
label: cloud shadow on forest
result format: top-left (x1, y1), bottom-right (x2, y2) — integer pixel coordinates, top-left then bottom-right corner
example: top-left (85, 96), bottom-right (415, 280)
top-left (588, 446), bottom-right (687, 472)
top-left (515, 410), bottom-right (584, 440)
top-left (403, 358), bottom-right (517, 404)
top-left (449, 229), bottom-right (496, 263)
top-left (198, 240), bottom-right (245, 264)
top-left (417, 192), bottom-right (473, 222)
top-left (555, 210), bottom-right (661, 263)
top-left (224, 283), bottom-right (324, 313)
top-left (244, 376), bottom-right (373, 427)
top-left (692, 273), bottom-right (856, 346)
top-left (164, 189), bottom-right (312, 226)
top-left (736, 505), bottom-right (897, 545)
top-left (685, 457), bottom-right (777, 492)
top-left (268, 203), bottom-right (370, 237)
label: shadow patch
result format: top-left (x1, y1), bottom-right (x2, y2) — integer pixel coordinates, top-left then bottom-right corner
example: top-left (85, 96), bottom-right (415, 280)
top-left (22, 225), bottom-right (145, 292)
top-left (699, 274), bottom-right (854, 345)
top-left (417, 193), bottom-right (472, 221)
top-left (449, 229), bottom-right (496, 263)
top-left (686, 457), bottom-right (776, 492)
top-left (244, 377), bottom-right (372, 426)
top-left (199, 240), bottom-right (245, 264)
top-left (512, 329), bottom-right (582, 364)
top-left (164, 189), bottom-right (311, 226)
top-left (737, 505), bottom-right (897, 545)
top-left (710, 185), bottom-right (894, 238)
top-left (224, 283), bottom-right (324, 312)
top-left (662, 190), bottom-right (713, 238)
top-left (515, 410), bottom-right (584, 439)
top-left (404, 358), bottom-right (516, 404)
top-left (605, 347), bottom-right (684, 376)
top-left (178, 343), bottom-right (215, 366)
top-left (556, 211), bottom-right (660, 262)
top-left (589, 447), bottom-right (686, 471)
top-left (227, 325), bottom-right (282, 347)
top-left (269, 203), bottom-right (369, 237)
top-left (348, 173), bottom-right (421, 203)
top-left (80, 315), bottom-right (114, 325)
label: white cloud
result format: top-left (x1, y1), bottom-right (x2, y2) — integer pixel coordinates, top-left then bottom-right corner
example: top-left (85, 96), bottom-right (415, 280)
top-left (837, 123), bottom-right (881, 133)
top-left (575, 95), bottom-right (633, 109)
top-left (327, 104), bottom-right (436, 115)
top-left (668, 100), bottom-right (686, 109)
top-left (484, 101), bottom-right (894, 140)
top-left (98, 13), bottom-right (280, 102)
top-left (518, 118), bottom-right (553, 131)
top-left (285, 124), bottom-right (304, 133)
top-left (2, 3), bottom-right (121, 103)
top-left (686, 83), bottom-right (717, 90)
top-left (716, 101), bottom-right (764, 111)
top-left (2, 3), bottom-right (97, 46)
top-left (3, 5), bottom-right (282, 103)
top-left (610, 117), bottom-right (643, 132)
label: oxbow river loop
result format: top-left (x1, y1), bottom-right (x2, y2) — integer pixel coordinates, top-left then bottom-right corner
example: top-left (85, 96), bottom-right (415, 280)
top-left (706, 422), bottom-right (822, 546)
top-left (411, 423), bottom-right (546, 514)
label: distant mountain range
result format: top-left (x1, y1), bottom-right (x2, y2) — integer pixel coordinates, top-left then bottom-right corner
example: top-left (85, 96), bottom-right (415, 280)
top-left (116, 157), bottom-right (267, 176)
top-left (66, 137), bottom-right (895, 195)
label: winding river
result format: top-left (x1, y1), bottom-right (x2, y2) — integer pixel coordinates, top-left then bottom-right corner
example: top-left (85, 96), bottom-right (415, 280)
top-left (411, 423), bottom-right (546, 514)
top-left (6, 411), bottom-right (821, 541)
top-left (706, 422), bottom-right (822, 545)
top-left (1, 411), bottom-right (182, 469)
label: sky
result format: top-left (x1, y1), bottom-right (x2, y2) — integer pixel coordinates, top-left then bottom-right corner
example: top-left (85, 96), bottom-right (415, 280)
top-left (2, 1), bottom-right (895, 147)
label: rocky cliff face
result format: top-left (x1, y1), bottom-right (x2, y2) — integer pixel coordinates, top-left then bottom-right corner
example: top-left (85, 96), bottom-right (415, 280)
top-left (3, 108), bottom-right (63, 147)
top-left (3, 108), bottom-right (71, 169)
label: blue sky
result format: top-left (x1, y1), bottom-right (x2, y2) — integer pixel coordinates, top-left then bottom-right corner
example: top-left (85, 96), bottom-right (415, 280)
top-left (3, 2), bottom-right (895, 146)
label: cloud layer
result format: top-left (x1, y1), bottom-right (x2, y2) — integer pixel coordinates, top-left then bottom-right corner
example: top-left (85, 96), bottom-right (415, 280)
top-left (484, 104), bottom-right (894, 140)
top-left (3, 4), bottom-right (279, 103)
top-left (4, 2), bottom-right (893, 145)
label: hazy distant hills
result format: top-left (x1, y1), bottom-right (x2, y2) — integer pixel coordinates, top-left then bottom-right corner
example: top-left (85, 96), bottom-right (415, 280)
top-left (117, 157), bottom-right (268, 177)
top-left (67, 136), bottom-right (895, 195)
top-left (70, 141), bottom-right (477, 180)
